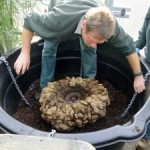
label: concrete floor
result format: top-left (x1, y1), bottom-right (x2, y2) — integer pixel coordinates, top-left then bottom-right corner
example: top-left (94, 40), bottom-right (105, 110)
top-left (1, 128), bottom-right (150, 150)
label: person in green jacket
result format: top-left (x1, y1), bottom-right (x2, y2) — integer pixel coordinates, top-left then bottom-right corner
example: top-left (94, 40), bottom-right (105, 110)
top-left (14, 0), bottom-right (145, 94)
top-left (136, 7), bottom-right (150, 63)
top-left (135, 6), bottom-right (150, 150)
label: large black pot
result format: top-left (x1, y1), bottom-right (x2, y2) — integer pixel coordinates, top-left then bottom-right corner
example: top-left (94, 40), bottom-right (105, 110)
top-left (0, 39), bottom-right (150, 150)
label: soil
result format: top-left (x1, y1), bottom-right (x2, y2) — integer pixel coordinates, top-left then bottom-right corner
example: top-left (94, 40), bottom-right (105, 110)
top-left (0, 129), bottom-right (4, 134)
top-left (11, 79), bottom-right (132, 133)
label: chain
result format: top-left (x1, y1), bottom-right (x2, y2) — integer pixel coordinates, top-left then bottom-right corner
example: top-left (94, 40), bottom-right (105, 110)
top-left (121, 93), bottom-right (137, 117)
top-left (144, 71), bottom-right (150, 81)
top-left (1, 56), bottom-right (150, 116)
top-left (121, 71), bottom-right (150, 117)
top-left (48, 129), bottom-right (56, 138)
top-left (0, 56), bottom-right (31, 107)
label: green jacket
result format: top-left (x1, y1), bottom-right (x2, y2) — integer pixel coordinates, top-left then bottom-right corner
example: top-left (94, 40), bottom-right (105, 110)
top-left (24, 0), bottom-right (135, 56)
top-left (136, 7), bottom-right (150, 62)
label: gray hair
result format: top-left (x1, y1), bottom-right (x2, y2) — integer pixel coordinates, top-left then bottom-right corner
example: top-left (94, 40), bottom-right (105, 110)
top-left (85, 6), bottom-right (116, 39)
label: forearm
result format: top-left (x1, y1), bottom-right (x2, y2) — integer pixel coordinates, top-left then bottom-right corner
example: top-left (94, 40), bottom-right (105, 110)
top-left (14, 28), bottom-right (34, 75)
top-left (126, 52), bottom-right (142, 73)
top-left (21, 28), bottom-right (34, 54)
top-left (127, 52), bottom-right (145, 93)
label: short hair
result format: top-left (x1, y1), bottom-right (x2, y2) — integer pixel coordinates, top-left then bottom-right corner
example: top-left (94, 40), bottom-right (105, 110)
top-left (85, 6), bottom-right (116, 40)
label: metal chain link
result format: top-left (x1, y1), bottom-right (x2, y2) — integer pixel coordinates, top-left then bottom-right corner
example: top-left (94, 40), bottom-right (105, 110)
top-left (0, 56), bottom-right (31, 107)
top-left (1, 56), bottom-right (150, 116)
top-left (48, 129), bottom-right (56, 138)
top-left (121, 71), bottom-right (150, 117)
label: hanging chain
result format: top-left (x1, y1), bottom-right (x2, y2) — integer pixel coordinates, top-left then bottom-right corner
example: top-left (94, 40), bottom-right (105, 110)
top-left (121, 93), bottom-right (137, 117)
top-left (0, 56), bottom-right (31, 107)
top-left (121, 71), bottom-right (150, 117)
top-left (48, 129), bottom-right (56, 138)
top-left (1, 56), bottom-right (150, 114)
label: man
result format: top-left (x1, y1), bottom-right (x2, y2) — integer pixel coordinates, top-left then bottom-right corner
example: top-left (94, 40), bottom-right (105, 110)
top-left (135, 6), bottom-right (150, 150)
top-left (14, 0), bottom-right (145, 94)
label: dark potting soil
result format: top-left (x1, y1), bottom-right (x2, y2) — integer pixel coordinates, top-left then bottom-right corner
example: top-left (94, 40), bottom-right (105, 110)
top-left (0, 129), bottom-right (5, 134)
top-left (13, 79), bottom-right (133, 133)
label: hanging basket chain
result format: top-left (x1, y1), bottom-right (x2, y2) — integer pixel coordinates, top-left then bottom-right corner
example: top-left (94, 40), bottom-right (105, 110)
top-left (1, 56), bottom-right (150, 113)
top-left (0, 56), bottom-right (31, 107)
top-left (121, 71), bottom-right (150, 117)
top-left (48, 129), bottom-right (56, 138)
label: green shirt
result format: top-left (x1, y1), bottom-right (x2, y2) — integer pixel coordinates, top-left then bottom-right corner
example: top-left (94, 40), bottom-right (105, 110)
top-left (136, 7), bottom-right (150, 62)
top-left (23, 0), bottom-right (136, 56)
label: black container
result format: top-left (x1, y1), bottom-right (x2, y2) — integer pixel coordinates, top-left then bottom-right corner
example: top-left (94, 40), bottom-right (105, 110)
top-left (0, 39), bottom-right (150, 150)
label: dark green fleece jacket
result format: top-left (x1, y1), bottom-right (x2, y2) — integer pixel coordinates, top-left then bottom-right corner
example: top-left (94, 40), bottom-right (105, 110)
top-left (23, 0), bottom-right (136, 56)
top-left (136, 7), bottom-right (150, 62)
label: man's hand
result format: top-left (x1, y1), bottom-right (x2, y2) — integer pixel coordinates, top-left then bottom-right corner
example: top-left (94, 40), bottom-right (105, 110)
top-left (126, 52), bottom-right (145, 93)
top-left (14, 51), bottom-right (30, 75)
top-left (134, 75), bottom-right (145, 93)
top-left (14, 28), bottom-right (33, 75)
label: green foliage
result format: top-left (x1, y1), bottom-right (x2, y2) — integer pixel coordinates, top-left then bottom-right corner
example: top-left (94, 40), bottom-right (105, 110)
top-left (0, 0), bottom-right (38, 55)
top-left (0, 0), bottom-right (20, 55)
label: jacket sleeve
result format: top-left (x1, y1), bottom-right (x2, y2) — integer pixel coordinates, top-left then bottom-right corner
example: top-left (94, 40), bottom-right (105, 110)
top-left (23, 12), bottom-right (60, 41)
top-left (108, 20), bottom-right (136, 56)
top-left (136, 7), bottom-right (150, 49)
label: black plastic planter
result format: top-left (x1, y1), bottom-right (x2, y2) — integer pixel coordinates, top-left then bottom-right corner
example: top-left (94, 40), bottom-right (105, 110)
top-left (0, 39), bottom-right (150, 150)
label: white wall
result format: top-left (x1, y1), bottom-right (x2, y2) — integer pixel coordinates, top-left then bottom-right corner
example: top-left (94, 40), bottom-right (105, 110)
top-left (113, 0), bottom-right (150, 40)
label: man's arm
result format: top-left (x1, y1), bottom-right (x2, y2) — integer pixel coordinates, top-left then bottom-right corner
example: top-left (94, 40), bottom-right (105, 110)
top-left (126, 52), bottom-right (145, 93)
top-left (14, 28), bottom-right (34, 75)
top-left (109, 20), bottom-right (145, 93)
top-left (136, 7), bottom-right (150, 49)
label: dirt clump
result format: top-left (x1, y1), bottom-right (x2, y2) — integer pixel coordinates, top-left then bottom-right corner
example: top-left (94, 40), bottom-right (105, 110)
top-left (13, 78), bottom-right (131, 133)
top-left (40, 77), bottom-right (110, 131)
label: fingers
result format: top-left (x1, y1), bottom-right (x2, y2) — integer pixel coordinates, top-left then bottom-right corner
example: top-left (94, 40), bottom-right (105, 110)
top-left (14, 62), bottom-right (29, 75)
top-left (14, 63), bottom-right (21, 75)
top-left (14, 53), bottom-right (30, 75)
top-left (21, 68), bottom-right (26, 75)
top-left (21, 64), bottom-right (29, 75)
top-left (134, 76), bottom-right (145, 94)
top-left (135, 85), bottom-right (145, 93)
top-left (14, 64), bottom-right (23, 75)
